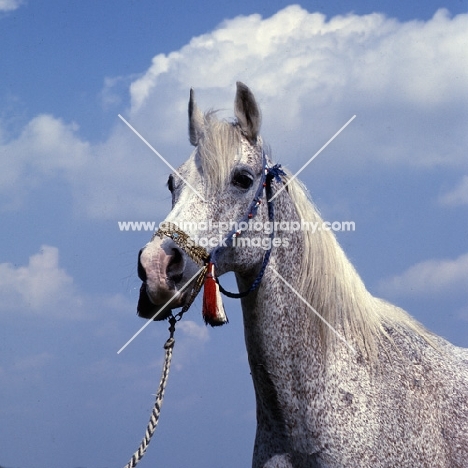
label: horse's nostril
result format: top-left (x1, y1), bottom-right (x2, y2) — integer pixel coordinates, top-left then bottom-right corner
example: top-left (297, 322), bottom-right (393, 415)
top-left (137, 248), bottom-right (147, 282)
top-left (170, 248), bottom-right (182, 264)
top-left (167, 248), bottom-right (184, 284)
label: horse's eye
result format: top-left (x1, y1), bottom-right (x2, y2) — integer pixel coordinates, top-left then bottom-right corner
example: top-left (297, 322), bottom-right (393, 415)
top-left (232, 172), bottom-right (254, 190)
top-left (167, 175), bottom-right (175, 193)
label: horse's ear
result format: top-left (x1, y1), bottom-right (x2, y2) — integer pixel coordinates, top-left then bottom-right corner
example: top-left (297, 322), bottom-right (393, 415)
top-left (189, 88), bottom-right (204, 146)
top-left (234, 82), bottom-right (261, 143)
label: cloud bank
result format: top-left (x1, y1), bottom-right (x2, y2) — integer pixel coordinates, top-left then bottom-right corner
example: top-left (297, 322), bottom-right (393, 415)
top-left (378, 252), bottom-right (468, 297)
top-left (1, 6), bottom-right (467, 219)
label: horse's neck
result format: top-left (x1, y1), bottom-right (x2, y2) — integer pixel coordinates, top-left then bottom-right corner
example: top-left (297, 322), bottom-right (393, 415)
top-left (238, 260), bottom-right (327, 454)
top-left (240, 268), bottom-right (321, 361)
top-left (236, 221), bottom-right (373, 384)
top-left (237, 237), bottom-right (326, 384)
top-left (234, 182), bottom-right (381, 396)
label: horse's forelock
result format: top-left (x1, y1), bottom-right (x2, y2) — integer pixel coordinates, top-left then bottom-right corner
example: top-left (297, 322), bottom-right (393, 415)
top-left (196, 111), bottom-right (242, 194)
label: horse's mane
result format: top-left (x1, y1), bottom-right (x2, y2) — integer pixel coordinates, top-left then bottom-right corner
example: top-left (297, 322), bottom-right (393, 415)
top-left (284, 174), bottom-right (436, 359)
top-left (197, 112), bottom-right (434, 360)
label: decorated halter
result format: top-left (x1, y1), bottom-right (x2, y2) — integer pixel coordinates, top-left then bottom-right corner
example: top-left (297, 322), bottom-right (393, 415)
top-left (154, 151), bottom-right (285, 327)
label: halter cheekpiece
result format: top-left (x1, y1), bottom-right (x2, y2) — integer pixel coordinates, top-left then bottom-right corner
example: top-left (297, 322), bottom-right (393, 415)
top-left (154, 151), bottom-right (285, 326)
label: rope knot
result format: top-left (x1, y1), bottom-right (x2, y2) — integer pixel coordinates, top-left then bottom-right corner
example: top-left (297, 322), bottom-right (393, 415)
top-left (164, 337), bottom-right (175, 349)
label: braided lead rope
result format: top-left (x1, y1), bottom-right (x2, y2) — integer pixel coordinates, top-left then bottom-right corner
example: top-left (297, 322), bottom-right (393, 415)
top-left (123, 264), bottom-right (207, 468)
top-left (123, 319), bottom-right (176, 468)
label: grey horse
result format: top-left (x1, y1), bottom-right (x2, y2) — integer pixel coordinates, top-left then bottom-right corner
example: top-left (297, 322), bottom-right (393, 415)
top-left (137, 82), bottom-right (468, 467)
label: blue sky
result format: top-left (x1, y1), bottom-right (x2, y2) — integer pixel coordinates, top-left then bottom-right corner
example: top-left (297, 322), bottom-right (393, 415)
top-left (1, 1), bottom-right (467, 467)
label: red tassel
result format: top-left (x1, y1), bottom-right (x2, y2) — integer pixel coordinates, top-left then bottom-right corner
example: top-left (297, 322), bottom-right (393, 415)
top-left (202, 262), bottom-right (228, 326)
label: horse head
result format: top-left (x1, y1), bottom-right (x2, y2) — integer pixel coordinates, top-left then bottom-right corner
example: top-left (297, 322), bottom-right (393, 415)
top-left (137, 82), bottom-right (283, 321)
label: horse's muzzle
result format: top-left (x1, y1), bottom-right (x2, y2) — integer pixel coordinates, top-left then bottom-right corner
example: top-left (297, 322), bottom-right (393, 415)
top-left (136, 239), bottom-right (187, 320)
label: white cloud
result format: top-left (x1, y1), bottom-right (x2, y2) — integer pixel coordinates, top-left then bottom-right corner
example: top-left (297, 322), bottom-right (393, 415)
top-left (128, 6), bottom-right (468, 171)
top-left (0, 0), bottom-right (23, 12)
top-left (0, 112), bottom-right (167, 218)
top-left (110, 6), bottom-right (468, 216)
top-left (1, 6), bottom-right (468, 218)
top-left (0, 245), bottom-right (85, 317)
top-left (178, 320), bottom-right (210, 343)
top-left (0, 114), bottom-right (89, 210)
top-left (378, 252), bottom-right (468, 297)
top-left (0, 245), bottom-right (136, 321)
top-left (439, 175), bottom-right (468, 206)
